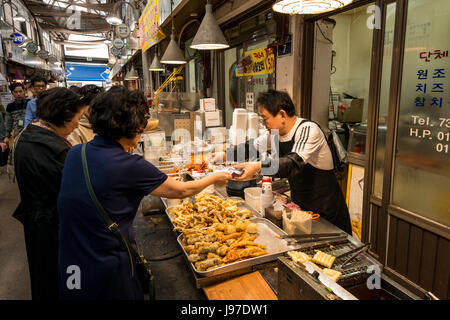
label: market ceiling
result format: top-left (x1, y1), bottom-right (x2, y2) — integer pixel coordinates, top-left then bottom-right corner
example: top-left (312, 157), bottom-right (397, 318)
top-left (23, 0), bottom-right (148, 42)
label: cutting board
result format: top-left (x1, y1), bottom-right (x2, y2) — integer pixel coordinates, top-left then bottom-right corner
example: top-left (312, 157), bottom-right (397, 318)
top-left (203, 272), bottom-right (278, 300)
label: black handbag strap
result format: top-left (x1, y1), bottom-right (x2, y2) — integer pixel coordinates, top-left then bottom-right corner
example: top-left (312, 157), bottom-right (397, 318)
top-left (81, 143), bottom-right (136, 279)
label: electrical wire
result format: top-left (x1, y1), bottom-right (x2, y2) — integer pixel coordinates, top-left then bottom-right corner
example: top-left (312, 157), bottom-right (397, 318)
top-left (316, 21), bottom-right (333, 45)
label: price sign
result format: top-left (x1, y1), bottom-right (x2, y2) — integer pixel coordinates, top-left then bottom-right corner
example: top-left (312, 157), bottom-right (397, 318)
top-left (116, 24), bottom-right (130, 39)
top-left (246, 92), bottom-right (255, 112)
top-left (113, 38), bottom-right (125, 49)
top-left (26, 42), bottom-right (38, 54)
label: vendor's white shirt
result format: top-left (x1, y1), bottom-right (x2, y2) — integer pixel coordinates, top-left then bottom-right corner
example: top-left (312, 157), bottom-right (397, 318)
top-left (254, 117), bottom-right (333, 170)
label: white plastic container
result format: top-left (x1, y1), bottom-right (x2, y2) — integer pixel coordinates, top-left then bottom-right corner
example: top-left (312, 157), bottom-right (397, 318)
top-left (244, 187), bottom-right (261, 212)
top-left (247, 112), bottom-right (259, 140)
top-left (232, 108), bottom-right (248, 133)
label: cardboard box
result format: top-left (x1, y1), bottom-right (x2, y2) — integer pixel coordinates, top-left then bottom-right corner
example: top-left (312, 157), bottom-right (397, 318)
top-left (204, 110), bottom-right (222, 127)
top-left (207, 127), bottom-right (226, 144)
top-left (338, 98), bottom-right (363, 123)
top-left (200, 98), bottom-right (216, 112)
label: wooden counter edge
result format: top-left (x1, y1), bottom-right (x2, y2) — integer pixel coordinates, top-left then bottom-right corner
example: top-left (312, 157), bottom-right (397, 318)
top-left (203, 271), bottom-right (278, 300)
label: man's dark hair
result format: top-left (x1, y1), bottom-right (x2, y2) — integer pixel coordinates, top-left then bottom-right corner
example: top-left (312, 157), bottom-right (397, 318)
top-left (89, 85), bottom-right (148, 140)
top-left (256, 89), bottom-right (296, 117)
top-left (36, 87), bottom-right (85, 127)
top-left (69, 85), bottom-right (82, 94)
top-left (30, 75), bottom-right (47, 87)
top-left (79, 85), bottom-right (104, 107)
top-left (9, 83), bottom-right (25, 92)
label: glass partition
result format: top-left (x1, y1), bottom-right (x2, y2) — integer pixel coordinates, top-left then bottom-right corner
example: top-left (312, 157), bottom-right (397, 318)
top-left (392, 0), bottom-right (450, 226)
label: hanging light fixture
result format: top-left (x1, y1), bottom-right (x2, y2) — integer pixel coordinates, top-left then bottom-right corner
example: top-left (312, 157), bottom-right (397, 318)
top-left (273, 0), bottom-right (354, 14)
top-left (190, 1), bottom-right (229, 50)
top-left (149, 44), bottom-right (164, 71)
top-left (149, 55), bottom-right (164, 71)
top-left (13, 70), bottom-right (25, 83)
top-left (125, 66), bottom-right (139, 80)
top-left (13, 12), bottom-right (26, 22)
top-left (161, 1), bottom-right (187, 64)
top-left (106, 11), bottom-right (123, 26)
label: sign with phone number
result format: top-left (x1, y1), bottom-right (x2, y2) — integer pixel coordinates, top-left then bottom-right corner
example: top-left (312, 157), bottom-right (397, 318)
top-left (236, 47), bottom-right (275, 77)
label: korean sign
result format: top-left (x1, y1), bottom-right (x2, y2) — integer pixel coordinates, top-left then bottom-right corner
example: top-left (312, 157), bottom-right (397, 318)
top-left (236, 47), bottom-right (275, 77)
top-left (139, 0), bottom-right (165, 53)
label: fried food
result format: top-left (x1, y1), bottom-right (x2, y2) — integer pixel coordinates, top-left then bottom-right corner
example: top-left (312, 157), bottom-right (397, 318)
top-left (322, 268), bottom-right (342, 282)
top-left (170, 193), bottom-right (254, 233)
top-left (246, 222), bottom-right (258, 234)
top-left (185, 160), bottom-right (210, 173)
top-left (312, 251), bottom-right (336, 268)
top-left (287, 251), bottom-right (312, 264)
top-left (180, 221), bottom-right (268, 272)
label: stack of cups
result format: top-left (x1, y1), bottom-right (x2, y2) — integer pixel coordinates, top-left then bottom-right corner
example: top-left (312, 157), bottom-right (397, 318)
top-left (260, 176), bottom-right (273, 217)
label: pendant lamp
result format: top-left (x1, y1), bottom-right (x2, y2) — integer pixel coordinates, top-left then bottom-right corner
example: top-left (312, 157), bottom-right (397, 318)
top-left (160, 2), bottom-right (187, 65)
top-left (13, 70), bottom-right (24, 82)
top-left (149, 45), bottom-right (165, 71)
top-left (273, 0), bottom-right (354, 14)
top-left (125, 66), bottom-right (139, 80)
top-left (106, 11), bottom-right (123, 26)
top-left (190, 1), bottom-right (229, 50)
top-left (149, 55), bottom-right (164, 71)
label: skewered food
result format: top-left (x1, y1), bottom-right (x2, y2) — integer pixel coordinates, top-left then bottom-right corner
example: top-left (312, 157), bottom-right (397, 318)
top-left (312, 251), bottom-right (336, 268)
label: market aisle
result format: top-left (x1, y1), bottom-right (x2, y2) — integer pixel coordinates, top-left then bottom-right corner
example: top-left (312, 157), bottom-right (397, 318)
top-left (0, 171), bottom-right (31, 300)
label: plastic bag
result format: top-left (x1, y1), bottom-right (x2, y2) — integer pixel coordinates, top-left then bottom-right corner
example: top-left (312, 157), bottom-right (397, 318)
top-left (282, 209), bottom-right (312, 235)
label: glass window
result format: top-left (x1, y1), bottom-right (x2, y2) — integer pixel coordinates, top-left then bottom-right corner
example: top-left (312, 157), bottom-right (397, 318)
top-left (330, 5), bottom-right (374, 123)
top-left (392, 0), bottom-right (450, 226)
top-left (373, 3), bottom-right (396, 198)
top-left (326, 4), bottom-right (375, 152)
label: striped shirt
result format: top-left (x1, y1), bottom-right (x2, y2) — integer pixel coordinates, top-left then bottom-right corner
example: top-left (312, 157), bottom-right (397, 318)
top-left (255, 117), bottom-right (333, 170)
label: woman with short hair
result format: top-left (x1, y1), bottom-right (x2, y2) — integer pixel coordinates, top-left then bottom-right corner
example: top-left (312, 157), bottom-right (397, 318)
top-left (58, 86), bottom-right (231, 300)
top-left (67, 84), bottom-right (104, 145)
top-left (13, 87), bottom-right (85, 300)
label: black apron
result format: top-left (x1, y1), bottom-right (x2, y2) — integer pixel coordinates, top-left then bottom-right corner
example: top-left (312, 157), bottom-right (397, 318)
top-left (279, 121), bottom-right (352, 234)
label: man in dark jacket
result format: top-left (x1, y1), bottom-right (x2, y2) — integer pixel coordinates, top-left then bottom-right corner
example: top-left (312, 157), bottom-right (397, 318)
top-left (4, 83), bottom-right (29, 146)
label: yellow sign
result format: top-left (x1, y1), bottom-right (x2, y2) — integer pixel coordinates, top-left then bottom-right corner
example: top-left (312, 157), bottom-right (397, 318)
top-left (139, 0), bottom-right (165, 53)
top-left (236, 47), bottom-right (275, 76)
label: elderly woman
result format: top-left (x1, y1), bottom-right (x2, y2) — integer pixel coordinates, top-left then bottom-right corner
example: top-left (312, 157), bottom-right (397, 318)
top-left (57, 86), bottom-right (231, 300)
top-left (13, 87), bottom-right (85, 300)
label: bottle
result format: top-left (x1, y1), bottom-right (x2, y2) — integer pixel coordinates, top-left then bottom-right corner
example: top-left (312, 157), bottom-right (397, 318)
top-left (260, 176), bottom-right (273, 217)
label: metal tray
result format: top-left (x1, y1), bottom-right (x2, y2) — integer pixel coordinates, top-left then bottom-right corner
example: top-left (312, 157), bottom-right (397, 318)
top-left (177, 217), bottom-right (300, 278)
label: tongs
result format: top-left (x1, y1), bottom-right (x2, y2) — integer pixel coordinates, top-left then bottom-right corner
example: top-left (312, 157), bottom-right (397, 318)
top-left (281, 232), bottom-right (348, 244)
top-left (335, 242), bottom-right (371, 268)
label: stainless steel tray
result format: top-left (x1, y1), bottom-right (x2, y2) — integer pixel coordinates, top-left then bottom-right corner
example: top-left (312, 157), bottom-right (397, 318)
top-left (177, 217), bottom-right (300, 278)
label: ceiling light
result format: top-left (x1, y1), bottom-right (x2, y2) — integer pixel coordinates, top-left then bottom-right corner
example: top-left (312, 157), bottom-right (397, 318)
top-left (149, 55), bottom-right (164, 71)
top-left (160, 33), bottom-right (187, 64)
top-left (106, 12), bottom-right (123, 26)
top-left (125, 66), bottom-right (139, 80)
top-left (273, 0), bottom-right (354, 14)
top-left (190, 2), bottom-right (229, 50)
top-left (161, 2), bottom-right (186, 65)
top-left (13, 13), bottom-right (26, 22)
